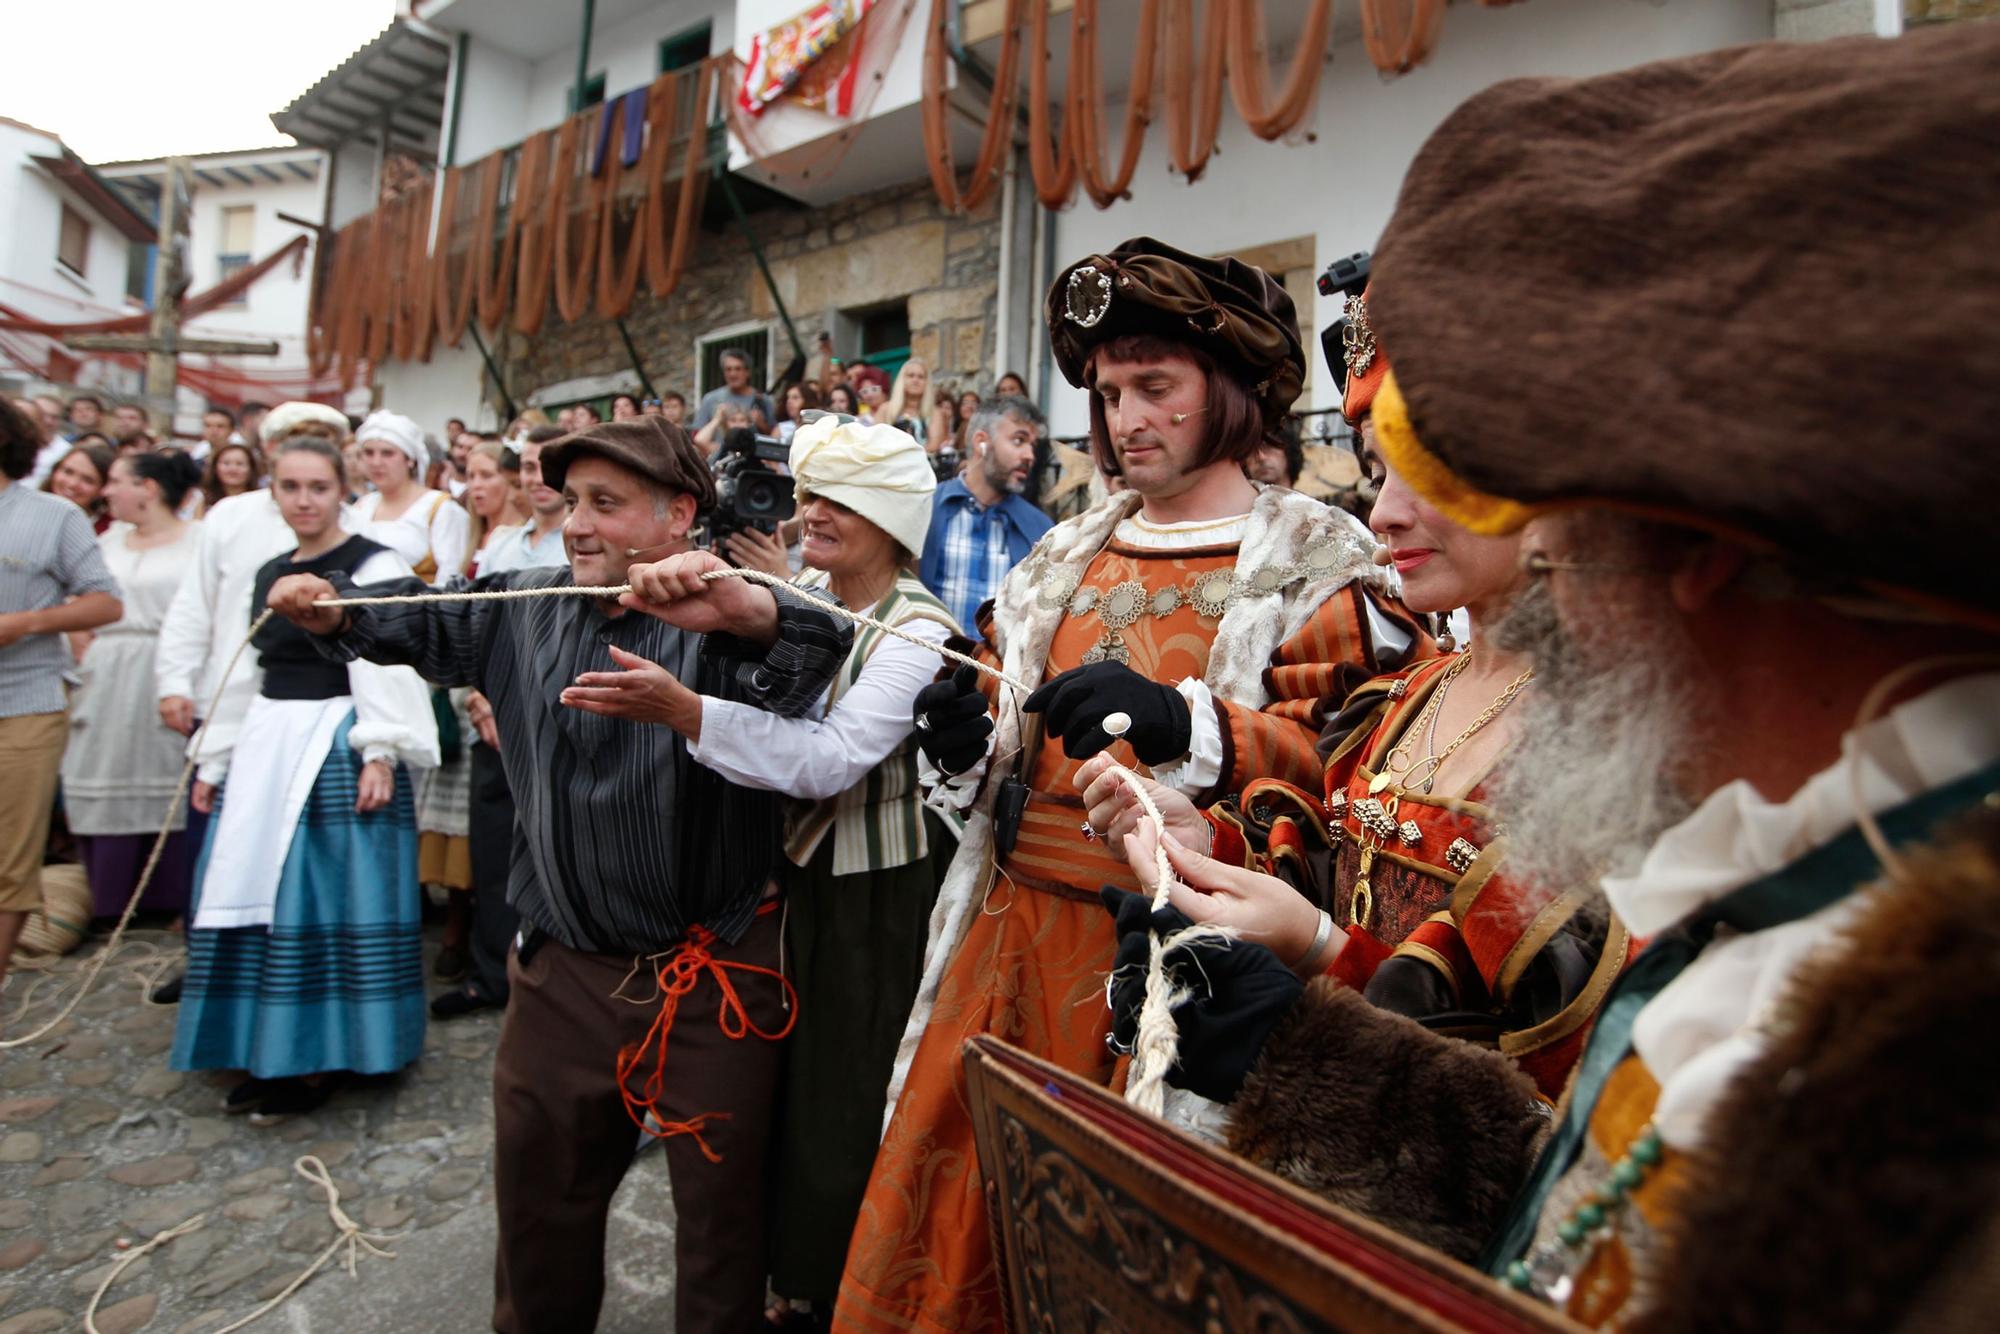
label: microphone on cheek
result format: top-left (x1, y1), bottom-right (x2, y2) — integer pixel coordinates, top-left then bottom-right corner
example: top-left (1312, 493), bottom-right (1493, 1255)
top-left (1370, 546), bottom-right (1394, 567)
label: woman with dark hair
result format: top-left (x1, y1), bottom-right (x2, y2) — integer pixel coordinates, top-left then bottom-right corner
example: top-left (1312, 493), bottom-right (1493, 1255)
top-left (172, 435), bottom-right (438, 1124)
top-left (62, 451), bottom-right (205, 918)
top-left (774, 380), bottom-right (822, 444)
top-left (609, 393), bottom-right (641, 422)
top-left (42, 443), bottom-right (116, 534)
top-left (202, 441), bottom-right (266, 510)
top-left (825, 382), bottom-right (857, 416)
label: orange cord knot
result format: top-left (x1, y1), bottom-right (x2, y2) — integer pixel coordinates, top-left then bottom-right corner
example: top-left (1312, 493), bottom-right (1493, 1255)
top-left (614, 922), bottom-right (799, 1162)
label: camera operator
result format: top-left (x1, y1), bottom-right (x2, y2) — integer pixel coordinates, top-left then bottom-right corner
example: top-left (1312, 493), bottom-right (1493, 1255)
top-left (262, 417), bottom-right (853, 1334)
top-left (602, 415), bottom-right (956, 1318)
top-left (707, 424), bottom-right (800, 579)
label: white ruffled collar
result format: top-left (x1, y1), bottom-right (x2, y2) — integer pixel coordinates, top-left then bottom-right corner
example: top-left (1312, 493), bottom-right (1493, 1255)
top-left (1612, 671), bottom-right (2000, 1150)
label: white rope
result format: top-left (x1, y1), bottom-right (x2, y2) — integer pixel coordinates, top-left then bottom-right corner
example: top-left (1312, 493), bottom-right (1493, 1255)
top-left (82, 1154), bottom-right (399, 1333)
top-left (4, 565), bottom-right (1191, 1115)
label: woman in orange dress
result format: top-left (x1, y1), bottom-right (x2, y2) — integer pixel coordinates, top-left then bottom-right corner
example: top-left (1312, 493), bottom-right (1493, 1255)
top-left (1083, 307), bottom-right (1626, 1106)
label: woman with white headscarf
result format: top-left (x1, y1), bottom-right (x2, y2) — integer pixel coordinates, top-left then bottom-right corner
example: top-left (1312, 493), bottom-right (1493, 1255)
top-left (575, 415), bottom-right (957, 1320)
top-left (350, 411), bottom-right (468, 587)
top-left (350, 410), bottom-right (475, 978)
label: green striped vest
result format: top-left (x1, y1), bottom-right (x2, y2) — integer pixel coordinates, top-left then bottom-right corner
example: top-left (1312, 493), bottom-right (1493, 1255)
top-left (783, 571), bottom-right (963, 874)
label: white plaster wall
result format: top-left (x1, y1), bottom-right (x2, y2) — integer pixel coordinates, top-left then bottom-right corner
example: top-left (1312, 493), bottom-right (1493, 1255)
top-left (1042, 0), bottom-right (1775, 437)
top-left (0, 125), bottom-right (140, 325)
top-left (178, 170), bottom-right (323, 345)
top-left (0, 123), bottom-right (143, 396)
top-left (524, 1), bottom-right (736, 134)
top-left (327, 140), bottom-right (380, 229)
top-left (452, 37), bottom-right (536, 163)
top-left (378, 342), bottom-right (504, 436)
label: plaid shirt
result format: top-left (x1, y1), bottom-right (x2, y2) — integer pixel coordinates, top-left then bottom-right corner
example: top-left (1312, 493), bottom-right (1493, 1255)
top-left (921, 480), bottom-right (1052, 631)
top-left (936, 501), bottom-right (1014, 631)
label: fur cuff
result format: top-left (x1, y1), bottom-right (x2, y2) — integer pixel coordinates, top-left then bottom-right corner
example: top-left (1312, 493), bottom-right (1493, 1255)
top-left (1226, 978), bottom-right (1547, 1260)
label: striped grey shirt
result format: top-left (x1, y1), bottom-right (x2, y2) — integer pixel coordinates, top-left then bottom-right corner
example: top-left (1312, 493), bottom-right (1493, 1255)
top-left (314, 566), bottom-right (852, 955)
top-left (0, 483), bottom-right (120, 719)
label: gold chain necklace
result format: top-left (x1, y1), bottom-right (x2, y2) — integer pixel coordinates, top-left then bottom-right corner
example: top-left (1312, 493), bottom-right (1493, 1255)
top-left (1344, 656), bottom-right (1534, 928)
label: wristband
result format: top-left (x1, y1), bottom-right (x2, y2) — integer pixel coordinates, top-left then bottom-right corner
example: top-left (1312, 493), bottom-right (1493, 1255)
top-left (1292, 908), bottom-right (1336, 974)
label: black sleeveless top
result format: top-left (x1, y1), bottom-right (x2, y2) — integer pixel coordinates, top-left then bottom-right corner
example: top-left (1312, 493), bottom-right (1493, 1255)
top-left (251, 534), bottom-right (390, 701)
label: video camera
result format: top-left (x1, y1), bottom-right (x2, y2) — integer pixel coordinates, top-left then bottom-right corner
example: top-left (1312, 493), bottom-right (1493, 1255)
top-left (1315, 251), bottom-right (1371, 393)
top-left (706, 426), bottom-right (796, 548)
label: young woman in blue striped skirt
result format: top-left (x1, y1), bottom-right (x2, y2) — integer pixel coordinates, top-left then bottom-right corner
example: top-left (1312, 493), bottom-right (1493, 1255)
top-left (170, 432), bottom-right (440, 1124)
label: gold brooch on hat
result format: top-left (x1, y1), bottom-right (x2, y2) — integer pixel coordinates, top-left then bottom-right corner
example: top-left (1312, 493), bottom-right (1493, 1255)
top-left (1064, 265), bottom-right (1114, 328)
top-left (1343, 294), bottom-right (1377, 379)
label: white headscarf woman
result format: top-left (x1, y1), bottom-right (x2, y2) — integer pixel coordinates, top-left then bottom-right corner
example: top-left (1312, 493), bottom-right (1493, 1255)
top-left (350, 411), bottom-right (468, 587)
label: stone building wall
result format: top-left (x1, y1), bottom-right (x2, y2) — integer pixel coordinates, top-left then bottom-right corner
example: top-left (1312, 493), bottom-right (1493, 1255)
top-left (500, 174), bottom-right (1003, 405)
top-left (1903, 0), bottom-right (1999, 21)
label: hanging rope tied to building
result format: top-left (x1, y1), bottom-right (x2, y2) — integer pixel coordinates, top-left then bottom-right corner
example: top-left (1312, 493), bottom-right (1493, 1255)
top-left (0, 567), bottom-right (1204, 1115)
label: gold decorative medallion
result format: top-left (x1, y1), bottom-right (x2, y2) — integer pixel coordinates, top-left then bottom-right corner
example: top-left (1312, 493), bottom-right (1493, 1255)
top-left (1189, 570), bottom-right (1235, 619)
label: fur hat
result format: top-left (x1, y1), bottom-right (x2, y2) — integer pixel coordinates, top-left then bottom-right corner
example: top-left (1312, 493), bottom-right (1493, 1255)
top-left (1047, 236), bottom-right (1306, 427)
top-left (1368, 25), bottom-right (2000, 625)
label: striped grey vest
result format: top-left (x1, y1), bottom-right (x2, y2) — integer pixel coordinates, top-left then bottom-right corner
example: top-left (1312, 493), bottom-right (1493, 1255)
top-left (783, 571), bottom-right (962, 874)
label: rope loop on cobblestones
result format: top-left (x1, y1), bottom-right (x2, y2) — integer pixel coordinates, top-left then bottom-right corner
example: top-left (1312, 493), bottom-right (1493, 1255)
top-left (81, 1154), bottom-right (400, 1334)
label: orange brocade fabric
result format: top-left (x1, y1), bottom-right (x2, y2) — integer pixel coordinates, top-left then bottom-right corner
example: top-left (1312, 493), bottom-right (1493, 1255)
top-left (834, 538), bottom-right (1379, 1333)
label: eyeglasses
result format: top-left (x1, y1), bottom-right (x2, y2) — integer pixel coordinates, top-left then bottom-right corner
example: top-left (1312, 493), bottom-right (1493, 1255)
top-left (1520, 552), bottom-right (1654, 578)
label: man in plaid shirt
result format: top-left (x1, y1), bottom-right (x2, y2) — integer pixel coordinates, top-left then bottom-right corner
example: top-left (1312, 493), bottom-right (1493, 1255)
top-left (918, 395), bottom-right (1052, 629)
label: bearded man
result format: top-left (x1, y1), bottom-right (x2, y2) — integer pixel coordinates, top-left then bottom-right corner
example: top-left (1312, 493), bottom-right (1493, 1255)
top-left (1103, 26), bottom-right (2000, 1331)
top-left (836, 238), bottom-right (1423, 1332)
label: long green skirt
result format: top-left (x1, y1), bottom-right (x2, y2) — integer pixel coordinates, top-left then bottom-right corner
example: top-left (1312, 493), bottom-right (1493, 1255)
top-left (770, 810), bottom-right (955, 1304)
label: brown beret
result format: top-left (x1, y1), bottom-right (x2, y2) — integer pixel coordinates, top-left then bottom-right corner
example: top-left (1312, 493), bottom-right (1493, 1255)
top-left (1047, 236), bottom-right (1306, 427)
top-left (540, 417), bottom-right (717, 512)
top-left (1369, 25), bottom-right (2000, 625)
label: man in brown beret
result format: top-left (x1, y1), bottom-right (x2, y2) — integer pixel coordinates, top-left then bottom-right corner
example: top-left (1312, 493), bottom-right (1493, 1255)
top-left (1099, 24), bottom-right (2000, 1330)
top-left (835, 237), bottom-right (1425, 1331)
top-left (265, 416), bottom-right (855, 1333)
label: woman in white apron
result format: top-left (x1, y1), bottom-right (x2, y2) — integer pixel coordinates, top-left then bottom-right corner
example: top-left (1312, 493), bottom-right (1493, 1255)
top-left (171, 436), bottom-right (439, 1124)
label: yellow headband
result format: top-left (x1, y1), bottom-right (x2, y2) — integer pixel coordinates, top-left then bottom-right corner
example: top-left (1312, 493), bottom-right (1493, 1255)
top-left (1372, 370), bottom-right (1537, 535)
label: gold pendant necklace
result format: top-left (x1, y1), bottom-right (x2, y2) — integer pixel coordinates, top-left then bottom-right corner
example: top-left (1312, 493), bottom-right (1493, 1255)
top-left (1345, 656), bottom-right (1534, 928)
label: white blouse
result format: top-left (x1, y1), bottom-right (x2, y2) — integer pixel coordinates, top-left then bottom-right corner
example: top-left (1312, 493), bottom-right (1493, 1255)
top-left (690, 614), bottom-right (950, 801)
top-left (353, 489), bottom-right (469, 586)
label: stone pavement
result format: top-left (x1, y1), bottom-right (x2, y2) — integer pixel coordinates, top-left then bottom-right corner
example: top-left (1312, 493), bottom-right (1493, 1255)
top-left (0, 927), bottom-right (677, 1333)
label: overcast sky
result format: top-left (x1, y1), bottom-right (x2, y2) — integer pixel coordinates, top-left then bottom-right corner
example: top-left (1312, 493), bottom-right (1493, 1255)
top-left (3, 0), bottom-right (396, 162)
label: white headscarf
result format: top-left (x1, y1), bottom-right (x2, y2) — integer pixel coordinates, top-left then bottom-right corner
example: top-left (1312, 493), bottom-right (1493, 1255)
top-left (789, 416), bottom-right (937, 558)
top-left (259, 401), bottom-right (351, 445)
top-left (356, 411), bottom-right (427, 473)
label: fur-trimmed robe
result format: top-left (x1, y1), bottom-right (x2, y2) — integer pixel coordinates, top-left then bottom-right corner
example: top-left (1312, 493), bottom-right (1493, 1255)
top-left (882, 485), bottom-right (1399, 1124)
top-left (1227, 803), bottom-right (2000, 1331)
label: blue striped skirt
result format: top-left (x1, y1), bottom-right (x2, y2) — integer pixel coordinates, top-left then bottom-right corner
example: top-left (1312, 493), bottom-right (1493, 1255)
top-left (171, 711), bottom-right (426, 1079)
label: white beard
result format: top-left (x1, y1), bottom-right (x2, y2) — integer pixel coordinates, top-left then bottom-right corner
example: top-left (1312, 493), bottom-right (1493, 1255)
top-left (1488, 577), bottom-right (1707, 903)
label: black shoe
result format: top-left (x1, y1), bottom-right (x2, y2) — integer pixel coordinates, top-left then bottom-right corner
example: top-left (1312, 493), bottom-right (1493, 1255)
top-left (150, 971), bottom-right (184, 1005)
top-left (248, 1076), bottom-right (340, 1126)
top-left (432, 945), bottom-right (469, 983)
top-left (223, 1076), bottom-right (282, 1115)
top-left (429, 985), bottom-right (495, 1020)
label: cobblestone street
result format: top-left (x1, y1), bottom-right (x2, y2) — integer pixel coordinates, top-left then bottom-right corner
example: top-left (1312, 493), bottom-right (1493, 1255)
top-left (0, 927), bottom-right (677, 1333)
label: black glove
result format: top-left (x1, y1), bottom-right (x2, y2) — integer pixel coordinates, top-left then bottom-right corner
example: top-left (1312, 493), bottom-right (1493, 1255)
top-left (912, 664), bottom-right (993, 776)
top-left (1023, 662), bottom-right (1193, 766)
top-left (1100, 886), bottom-right (1305, 1102)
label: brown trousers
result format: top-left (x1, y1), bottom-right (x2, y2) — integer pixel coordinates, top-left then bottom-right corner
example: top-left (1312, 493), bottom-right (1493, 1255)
top-left (492, 907), bottom-right (789, 1333)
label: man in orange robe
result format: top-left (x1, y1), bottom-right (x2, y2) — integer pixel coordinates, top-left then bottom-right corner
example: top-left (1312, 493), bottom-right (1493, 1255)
top-left (833, 237), bottom-right (1425, 1332)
